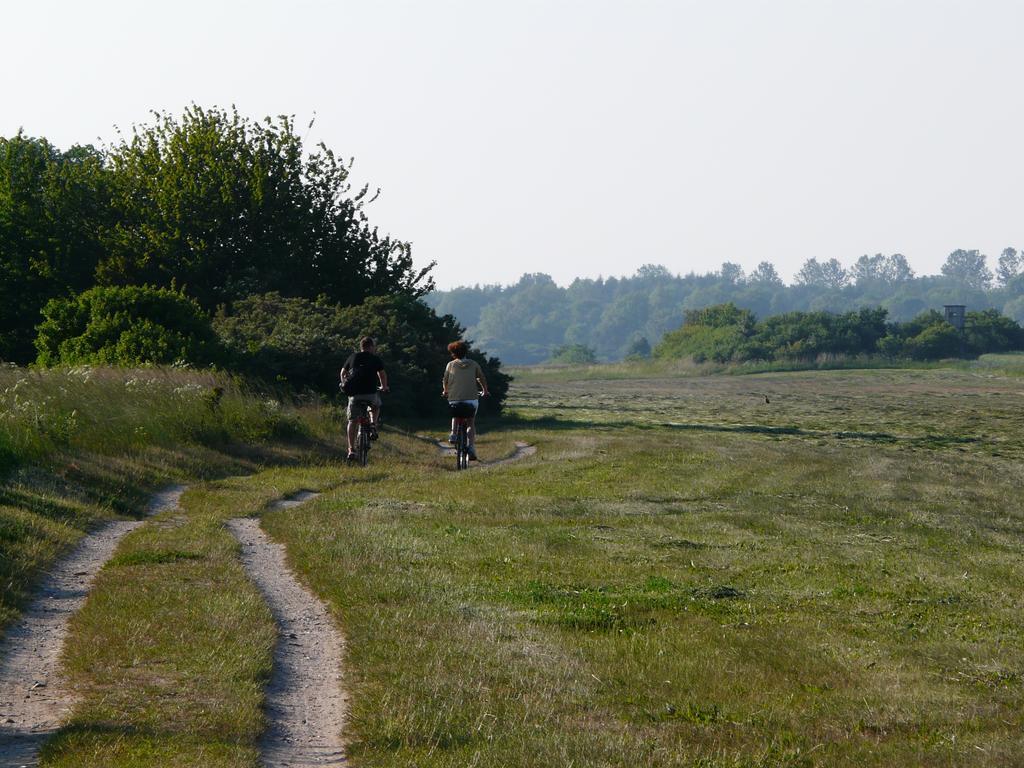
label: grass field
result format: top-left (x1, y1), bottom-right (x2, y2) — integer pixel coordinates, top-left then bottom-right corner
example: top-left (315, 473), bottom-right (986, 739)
top-left (5, 364), bottom-right (1023, 766)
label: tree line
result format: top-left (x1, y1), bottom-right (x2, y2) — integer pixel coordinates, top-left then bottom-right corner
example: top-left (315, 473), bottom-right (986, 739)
top-left (1, 107), bottom-right (508, 415)
top-left (427, 254), bottom-right (1024, 364)
top-left (654, 304), bottom-right (1024, 364)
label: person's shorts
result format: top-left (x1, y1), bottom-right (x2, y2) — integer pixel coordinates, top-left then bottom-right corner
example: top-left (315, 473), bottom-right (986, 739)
top-left (448, 399), bottom-right (478, 418)
top-left (347, 393), bottom-right (381, 421)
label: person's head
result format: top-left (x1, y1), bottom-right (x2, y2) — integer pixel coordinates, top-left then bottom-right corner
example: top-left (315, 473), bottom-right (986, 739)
top-left (447, 340), bottom-right (469, 359)
top-left (360, 336), bottom-right (376, 352)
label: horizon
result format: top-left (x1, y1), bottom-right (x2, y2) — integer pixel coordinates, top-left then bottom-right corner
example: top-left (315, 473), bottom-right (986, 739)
top-left (4, 2), bottom-right (1023, 292)
top-left (428, 250), bottom-right (1014, 292)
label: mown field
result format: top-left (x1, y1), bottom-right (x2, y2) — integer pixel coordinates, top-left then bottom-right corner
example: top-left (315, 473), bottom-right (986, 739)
top-left (4, 361), bottom-right (1023, 766)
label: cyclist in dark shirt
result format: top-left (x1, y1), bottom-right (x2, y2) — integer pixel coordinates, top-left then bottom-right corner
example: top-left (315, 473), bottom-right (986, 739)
top-left (340, 336), bottom-right (388, 461)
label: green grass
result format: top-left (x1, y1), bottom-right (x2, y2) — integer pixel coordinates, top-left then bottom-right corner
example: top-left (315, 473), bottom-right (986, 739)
top-left (248, 419), bottom-right (1023, 766)
top-left (0, 365), bottom-right (320, 470)
top-left (0, 364), bottom-right (336, 636)
top-left (5, 365), bottom-right (1024, 765)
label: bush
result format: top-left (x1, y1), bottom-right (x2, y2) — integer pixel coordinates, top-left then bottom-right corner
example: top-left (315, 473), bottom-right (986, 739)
top-left (214, 292), bottom-right (510, 418)
top-left (654, 304), bottom-right (1023, 363)
top-left (904, 322), bottom-right (962, 360)
top-left (35, 285), bottom-right (221, 367)
top-left (550, 344), bottom-right (597, 365)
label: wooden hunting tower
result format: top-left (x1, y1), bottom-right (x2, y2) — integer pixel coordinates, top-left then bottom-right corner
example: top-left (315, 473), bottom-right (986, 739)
top-left (943, 305), bottom-right (966, 332)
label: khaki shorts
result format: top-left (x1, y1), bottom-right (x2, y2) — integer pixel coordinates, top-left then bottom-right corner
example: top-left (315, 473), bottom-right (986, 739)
top-left (346, 393), bottom-right (380, 421)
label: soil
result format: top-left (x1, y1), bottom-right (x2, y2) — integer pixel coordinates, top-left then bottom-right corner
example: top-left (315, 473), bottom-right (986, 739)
top-left (0, 485), bottom-right (186, 768)
top-left (227, 493), bottom-right (348, 767)
top-left (435, 439), bottom-right (537, 467)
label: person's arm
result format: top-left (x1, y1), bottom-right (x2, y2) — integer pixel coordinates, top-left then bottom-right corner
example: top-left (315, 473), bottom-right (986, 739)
top-left (340, 355), bottom-right (352, 385)
top-left (475, 361), bottom-right (489, 397)
top-left (441, 363), bottom-right (451, 398)
top-left (377, 368), bottom-right (389, 392)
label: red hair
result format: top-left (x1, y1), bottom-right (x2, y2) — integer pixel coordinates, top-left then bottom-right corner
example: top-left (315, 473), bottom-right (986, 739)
top-left (447, 340), bottom-right (468, 359)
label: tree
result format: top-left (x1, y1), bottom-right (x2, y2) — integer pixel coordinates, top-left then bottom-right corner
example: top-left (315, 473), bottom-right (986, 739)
top-left (941, 249), bottom-right (992, 291)
top-left (882, 253), bottom-right (915, 284)
top-left (0, 133), bottom-right (111, 362)
top-left (851, 254), bottom-right (886, 286)
top-left (97, 106), bottom-right (432, 311)
top-left (748, 261), bottom-right (783, 285)
top-left (473, 273), bottom-right (569, 364)
top-left (624, 334), bottom-right (651, 359)
top-left (964, 308), bottom-right (1024, 354)
top-left (719, 262), bottom-right (745, 285)
top-left (996, 248), bottom-right (1021, 287)
top-left (795, 258), bottom-right (849, 289)
top-left (684, 303), bottom-right (756, 330)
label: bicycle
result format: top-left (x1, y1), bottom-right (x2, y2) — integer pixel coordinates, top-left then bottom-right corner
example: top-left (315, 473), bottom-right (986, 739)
top-left (349, 401), bottom-right (372, 466)
top-left (447, 393), bottom-right (482, 470)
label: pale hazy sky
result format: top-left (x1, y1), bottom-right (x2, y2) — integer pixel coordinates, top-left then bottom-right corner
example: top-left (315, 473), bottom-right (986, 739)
top-left (3, 1), bottom-right (1022, 289)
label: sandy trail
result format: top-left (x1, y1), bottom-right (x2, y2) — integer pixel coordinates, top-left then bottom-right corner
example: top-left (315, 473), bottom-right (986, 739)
top-left (227, 491), bottom-right (347, 767)
top-left (434, 439), bottom-right (536, 467)
top-left (0, 485), bottom-right (186, 767)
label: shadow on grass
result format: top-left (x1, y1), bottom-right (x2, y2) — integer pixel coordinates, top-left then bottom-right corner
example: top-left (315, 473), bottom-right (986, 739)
top-left (37, 722), bottom-right (250, 762)
top-left (395, 412), bottom-right (988, 453)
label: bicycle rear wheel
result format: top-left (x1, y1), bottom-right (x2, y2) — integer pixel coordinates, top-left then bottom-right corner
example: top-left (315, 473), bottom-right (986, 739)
top-left (455, 425), bottom-right (468, 470)
top-left (358, 426), bottom-right (370, 466)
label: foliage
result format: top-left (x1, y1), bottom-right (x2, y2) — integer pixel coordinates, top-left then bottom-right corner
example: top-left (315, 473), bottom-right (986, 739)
top-left (0, 134), bottom-right (112, 362)
top-left (794, 257), bottom-right (849, 288)
top-left (214, 292), bottom-right (351, 393)
top-left (1, 110), bottom-right (434, 366)
top-left (214, 292), bottom-right (510, 417)
top-left (428, 248), bottom-right (1024, 364)
top-left (35, 285), bottom-right (221, 367)
top-left (653, 303), bottom-right (1024, 363)
top-left (941, 249), bottom-right (993, 290)
top-left (97, 106), bottom-right (433, 311)
top-left (549, 344), bottom-right (597, 365)
top-left (623, 334), bottom-right (651, 359)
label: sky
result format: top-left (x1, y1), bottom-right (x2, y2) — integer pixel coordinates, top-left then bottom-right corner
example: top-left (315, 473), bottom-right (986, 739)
top-left (3, 0), bottom-right (1023, 289)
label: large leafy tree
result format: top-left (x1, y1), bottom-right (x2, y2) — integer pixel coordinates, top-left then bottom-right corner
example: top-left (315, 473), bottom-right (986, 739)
top-left (97, 106), bottom-right (433, 310)
top-left (996, 248), bottom-right (1021, 288)
top-left (852, 253), bottom-right (915, 287)
top-left (941, 249), bottom-right (993, 291)
top-left (794, 257), bottom-right (849, 289)
top-left (0, 134), bottom-right (111, 362)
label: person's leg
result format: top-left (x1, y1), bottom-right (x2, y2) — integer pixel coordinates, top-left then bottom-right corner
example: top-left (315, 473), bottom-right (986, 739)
top-left (466, 416), bottom-right (479, 459)
top-left (449, 416), bottom-right (457, 442)
top-left (346, 420), bottom-right (357, 455)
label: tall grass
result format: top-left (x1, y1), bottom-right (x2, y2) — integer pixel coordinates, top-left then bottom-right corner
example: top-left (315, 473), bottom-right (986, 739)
top-left (0, 365), bottom-right (315, 471)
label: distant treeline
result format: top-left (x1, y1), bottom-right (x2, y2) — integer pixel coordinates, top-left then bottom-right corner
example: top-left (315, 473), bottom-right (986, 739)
top-left (426, 254), bottom-right (1024, 364)
top-left (655, 304), bottom-right (1024, 364)
top-left (0, 108), bottom-right (508, 414)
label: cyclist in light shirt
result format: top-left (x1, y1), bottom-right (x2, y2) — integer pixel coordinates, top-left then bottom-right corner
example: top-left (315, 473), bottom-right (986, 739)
top-left (442, 340), bottom-right (489, 461)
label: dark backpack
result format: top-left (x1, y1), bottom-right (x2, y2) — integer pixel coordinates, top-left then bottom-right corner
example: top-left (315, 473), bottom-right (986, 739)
top-left (342, 364), bottom-right (373, 395)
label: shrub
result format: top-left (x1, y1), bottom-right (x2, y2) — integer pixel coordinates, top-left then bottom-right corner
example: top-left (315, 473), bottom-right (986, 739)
top-left (214, 292), bottom-right (510, 417)
top-left (550, 344), bottom-right (598, 365)
top-left (35, 285), bottom-right (221, 367)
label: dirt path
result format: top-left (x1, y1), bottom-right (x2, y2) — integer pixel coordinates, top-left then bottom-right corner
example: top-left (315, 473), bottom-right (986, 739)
top-left (484, 441), bottom-right (537, 467)
top-left (0, 485), bottom-right (186, 767)
top-left (227, 492), bottom-right (347, 767)
top-left (434, 439), bottom-right (536, 468)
